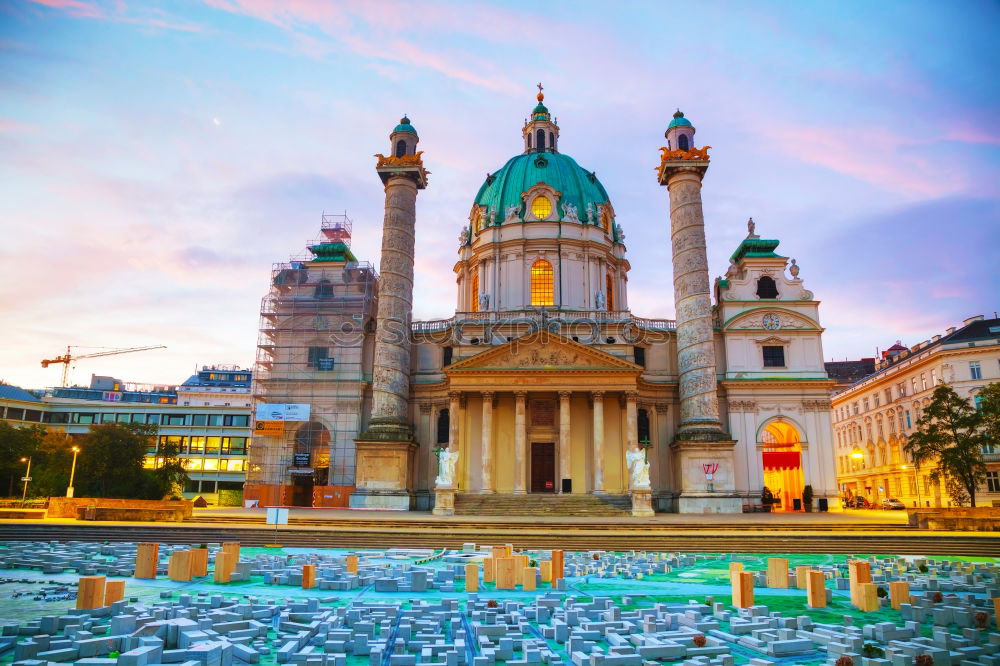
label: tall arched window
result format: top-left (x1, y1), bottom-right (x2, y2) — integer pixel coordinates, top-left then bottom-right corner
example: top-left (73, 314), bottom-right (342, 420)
top-left (395, 140), bottom-right (406, 158)
top-left (530, 260), bottom-right (554, 306)
top-left (756, 276), bottom-right (779, 299)
top-left (470, 273), bottom-right (479, 313)
top-left (637, 408), bottom-right (650, 444)
top-left (536, 128), bottom-right (546, 152)
top-left (436, 409), bottom-right (449, 445)
top-left (678, 134), bottom-right (690, 151)
top-left (606, 273), bottom-right (615, 311)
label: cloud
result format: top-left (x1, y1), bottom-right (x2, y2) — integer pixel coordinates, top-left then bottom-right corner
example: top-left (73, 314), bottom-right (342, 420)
top-left (22, 0), bottom-right (205, 32)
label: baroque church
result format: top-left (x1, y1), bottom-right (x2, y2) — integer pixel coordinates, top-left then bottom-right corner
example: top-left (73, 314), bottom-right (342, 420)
top-left (246, 89), bottom-right (838, 514)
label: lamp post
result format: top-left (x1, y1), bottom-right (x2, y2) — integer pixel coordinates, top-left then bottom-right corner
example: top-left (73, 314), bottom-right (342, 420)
top-left (19, 456), bottom-right (32, 506)
top-left (901, 464), bottom-right (922, 508)
top-left (850, 449), bottom-right (864, 507)
top-left (66, 446), bottom-right (80, 498)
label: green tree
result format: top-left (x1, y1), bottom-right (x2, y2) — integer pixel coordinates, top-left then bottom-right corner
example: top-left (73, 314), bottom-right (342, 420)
top-left (26, 430), bottom-right (78, 499)
top-left (0, 422), bottom-right (45, 497)
top-left (904, 384), bottom-right (987, 507)
top-left (148, 436), bottom-right (188, 500)
top-left (77, 422), bottom-right (158, 499)
top-left (976, 382), bottom-right (1000, 448)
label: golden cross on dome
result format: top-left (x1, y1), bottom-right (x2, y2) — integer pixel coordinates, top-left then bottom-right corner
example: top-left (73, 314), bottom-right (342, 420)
top-left (536, 82), bottom-right (544, 102)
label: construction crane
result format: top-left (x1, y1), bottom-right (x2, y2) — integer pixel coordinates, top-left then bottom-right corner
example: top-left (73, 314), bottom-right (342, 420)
top-left (41, 345), bottom-right (167, 387)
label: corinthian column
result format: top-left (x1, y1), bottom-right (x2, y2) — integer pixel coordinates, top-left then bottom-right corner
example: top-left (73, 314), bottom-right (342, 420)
top-left (481, 391), bottom-right (494, 492)
top-left (592, 391), bottom-right (604, 492)
top-left (558, 391), bottom-right (571, 492)
top-left (514, 391), bottom-right (527, 494)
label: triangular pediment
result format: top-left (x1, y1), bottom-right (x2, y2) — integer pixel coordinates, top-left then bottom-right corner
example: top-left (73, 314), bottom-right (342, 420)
top-left (445, 331), bottom-right (641, 373)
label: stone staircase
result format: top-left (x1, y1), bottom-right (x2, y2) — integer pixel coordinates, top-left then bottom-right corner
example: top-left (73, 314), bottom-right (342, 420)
top-left (452, 493), bottom-right (631, 517)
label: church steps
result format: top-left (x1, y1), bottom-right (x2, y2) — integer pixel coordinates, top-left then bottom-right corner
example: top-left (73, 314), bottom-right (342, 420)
top-left (452, 493), bottom-right (630, 517)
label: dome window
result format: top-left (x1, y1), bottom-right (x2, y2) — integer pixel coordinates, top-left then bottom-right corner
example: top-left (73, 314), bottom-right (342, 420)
top-left (470, 273), bottom-right (479, 313)
top-left (395, 140), bottom-right (407, 158)
top-left (531, 196), bottom-right (552, 220)
top-left (530, 260), bottom-right (554, 306)
top-left (678, 134), bottom-right (690, 151)
top-left (536, 128), bottom-right (546, 152)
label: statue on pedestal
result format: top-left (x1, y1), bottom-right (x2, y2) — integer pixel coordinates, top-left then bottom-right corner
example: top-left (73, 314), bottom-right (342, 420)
top-left (626, 448), bottom-right (651, 490)
top-left (435, 448), bottom-right (458, 488)
top-left (594, 290), bottom-right (606, 311)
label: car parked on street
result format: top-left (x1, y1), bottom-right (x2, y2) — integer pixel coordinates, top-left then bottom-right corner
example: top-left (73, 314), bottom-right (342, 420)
top-left (881, 497), bottom-right (906, 510)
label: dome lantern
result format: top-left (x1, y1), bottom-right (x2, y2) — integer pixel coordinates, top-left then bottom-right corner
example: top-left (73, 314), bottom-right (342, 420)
top-left (522, 83), bottom-right (559, 154)
top-left (389, 114), bottom-right (419, 158)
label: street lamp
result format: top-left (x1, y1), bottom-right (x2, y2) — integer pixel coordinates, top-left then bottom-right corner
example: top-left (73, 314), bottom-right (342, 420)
top-left (66, 446), bottom-right (80, 498)
top-left (901, 464), bottom-right (922, 508)
top-left (19, 456), bottom-right (32, 506)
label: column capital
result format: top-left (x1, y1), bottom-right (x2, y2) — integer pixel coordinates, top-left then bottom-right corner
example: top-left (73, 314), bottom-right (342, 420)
top-left (419, 403), bottom-right (433, 414)
top-left (625, 390), bottom-right (639, 402)
top-left (591, 390), bottom-right (605, 400)
top-left (514, 390), bottom-right (528, 400)
top-left (558, 390), bottom-right (571, 400)
top-left (448, 391), bottom-right (461, 401)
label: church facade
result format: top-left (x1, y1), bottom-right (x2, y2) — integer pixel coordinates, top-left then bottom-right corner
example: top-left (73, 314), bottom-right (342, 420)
top-left (246, 91), bottom-right (839, 514)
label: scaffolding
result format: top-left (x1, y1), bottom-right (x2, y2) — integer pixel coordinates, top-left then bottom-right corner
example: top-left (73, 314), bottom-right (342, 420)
top-left (246, 213), bottom-right (378, 507)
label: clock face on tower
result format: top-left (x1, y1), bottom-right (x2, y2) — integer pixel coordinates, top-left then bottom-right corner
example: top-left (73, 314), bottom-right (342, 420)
top-left (762, 313), bottom-right (781, 330)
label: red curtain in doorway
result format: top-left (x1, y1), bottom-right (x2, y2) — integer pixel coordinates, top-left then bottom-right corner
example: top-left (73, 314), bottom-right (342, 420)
top-left (763, 451), bottom-right (801, 470)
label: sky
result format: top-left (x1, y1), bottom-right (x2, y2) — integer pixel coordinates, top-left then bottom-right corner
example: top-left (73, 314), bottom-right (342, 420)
top-left (1, 0), bottom-right (998, 389)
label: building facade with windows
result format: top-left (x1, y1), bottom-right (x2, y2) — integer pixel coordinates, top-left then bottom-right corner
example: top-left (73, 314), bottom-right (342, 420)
top-left (247, 94), bottom-right (839, 513)
top-left (832, 315), bottom-right (1000, 508)
top-left (0, 367), bottom-right (252, 503)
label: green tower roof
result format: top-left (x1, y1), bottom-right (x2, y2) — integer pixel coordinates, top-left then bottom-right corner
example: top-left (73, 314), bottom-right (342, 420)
top-left (473, 151), bottom-right (610, 223)
top-left (392, 115), bottom-right (417, 136)
top-left (668, 109), bottom-right (692, 129)
top-left (729, 237), bottom-right (783, 264)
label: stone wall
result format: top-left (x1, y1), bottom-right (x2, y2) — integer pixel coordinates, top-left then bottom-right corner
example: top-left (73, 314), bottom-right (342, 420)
top-left (46, 497), bottom-right (193, 519)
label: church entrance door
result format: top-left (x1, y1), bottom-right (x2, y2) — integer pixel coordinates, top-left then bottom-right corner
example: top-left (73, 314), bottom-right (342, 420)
top-left (290, 474), bottom-right (314, 507)
top-left (530, 442), bottom-right (556, 493)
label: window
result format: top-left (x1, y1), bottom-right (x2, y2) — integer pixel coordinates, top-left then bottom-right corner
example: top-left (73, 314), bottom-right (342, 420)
top-left (853, 402), bottom-right (859, 416)
top-left (863, 399), bottom-right (870, 412)
top-left (987, 472), bottom-right (1000, 493)
top-left (634, 347), bottom-right (646, 367)
top-left (874, 394), bottom-right (880, 407)
top-left (970, 361), bottom-right (982, 380)
top-left (885, 388), bottom-right (892, 404)
top-left (192, 414), bottom-right (207, 427)
top-left (637, 408), bottom-right (650, 444)
top-left (530, 260), bottom-right (554, 306)
top-left (920, 374), bottom-right (927, 390)
top-left (205, 437), bottom-right (221, 454)
top-left (535, 128), bottom-right (545, 151)
top-left (898, 382), bottom-right (906, 398)
top-left (443, 346), bottom-right (453, 366)
top-left (189, 437), bottom-right (205, 454)
top-left (436, 409), bottom-right (449, 445)
top-left (314, 279), bottom-right (334, 298)
top-left (756, 276), bottom-right (778, 299)
top-left (931, 370), bottom-right (937, 385)
top-left (207, 414), bottom-right (222, 427)
top-left (308, 347), bottom-right (334, 370)
top-left (678, 134), bottom-right (689, 151)
top-left (531, 196), bottom-right (552, 219)
top-left (223, 414), bottom-right (249, 427)
top-left (471, 273), bottom-right (479, 313)
top-left (762, 345), bottom-right (785, 367)
top-left (606, 273), bottom-right (615, 311)
top-left (395, 139), bottom-right (406, 158)
top-left (146, 413), bottom-right (160, 425)
top-left (164, 414), bottom-right (186, 426)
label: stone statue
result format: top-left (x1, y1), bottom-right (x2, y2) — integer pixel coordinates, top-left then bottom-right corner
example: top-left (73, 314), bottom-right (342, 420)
top-left (459, 227), bottom-right (469, 244)
top-left (586, 203), bottom-right (595, 225)
top-left (594, 290), bottom-right (606, 311)
top-left (505, 204), bottom-right (520, 222)
top-left (562, 202), bottom-right (578, 222)
top-left (615, 224), bottom-right (625, 242)
top-left (626, 448), bottom-right (651, 490)
top-left (789, 258), bottom-right (800, 278)
top-left (487, 207), bottom-right (496, 226)
top-left (478, 293), bottom-right (490, 311)
top-left (747, 217), bottom-right (756, 237)
top-left (435, 448), bottom-right (458, 488)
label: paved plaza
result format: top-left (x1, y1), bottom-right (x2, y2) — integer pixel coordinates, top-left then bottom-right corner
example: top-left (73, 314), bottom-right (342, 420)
top-left (0, 539), bottom-right (998, 666)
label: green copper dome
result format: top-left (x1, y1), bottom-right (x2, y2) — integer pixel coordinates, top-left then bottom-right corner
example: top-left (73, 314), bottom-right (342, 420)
top-left (473, 151), bottom-right (610, 223)
top-left (392, 115), bottom-right (417, 136)
top-left (667, 109), bottom-right (692, 129)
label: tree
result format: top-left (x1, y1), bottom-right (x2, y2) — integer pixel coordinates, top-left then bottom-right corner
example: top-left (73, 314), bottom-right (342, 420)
top-left (903, 384), bottom-right (987, 507)
top-left (26, 430), bottom-right (78, 499)
top-left (148, 435), bottom-right (189, 500)
top-left (976, 382), bottom-right (1000, 448)
top-left (77, 422), bottom-right (157, 499)
top-left (0, 422), bottom-right (45, 497)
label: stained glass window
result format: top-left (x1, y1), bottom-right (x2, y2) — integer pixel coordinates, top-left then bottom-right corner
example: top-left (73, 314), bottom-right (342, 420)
top-left (530, 260), bottom-right (554, 306)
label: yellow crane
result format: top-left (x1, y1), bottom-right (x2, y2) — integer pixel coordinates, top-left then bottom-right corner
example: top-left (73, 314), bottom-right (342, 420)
top-left (41, 345), bottom-right (167, 387)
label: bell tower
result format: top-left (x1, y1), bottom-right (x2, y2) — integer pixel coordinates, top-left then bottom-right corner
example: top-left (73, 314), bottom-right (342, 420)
top-left (351, 115), bottom-right (429, 511)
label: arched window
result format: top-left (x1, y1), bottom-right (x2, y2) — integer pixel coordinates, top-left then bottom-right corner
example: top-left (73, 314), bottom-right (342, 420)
top-left (470, 273), bottom-right (479, 313)
top-left (531, 195), bottom-right (552, 219)
top-left (678, 134), bottom-right (690, 151)
top-left (536, 128), bottom-right (546, 152)
top-left (436, 409), bottom-right (449, 445)
top-left (549, 131), bottom-right (554, 150)
top-left (530, 260), bottom-right (554, 306)
top-left (756, 276), bottom-right (779, 299)
top-left (606, 273), bottom-right (615, 311)
top-left (637, 408), bottom-right (650, 444)
top-left (395, 140), bottom-right (406, 158)
top-left (294, 421), bottom-right (330, 466)
top-left (314, 279), bottom-right (333, 298)
top-left (527, 133), bottom-right (532, 149)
